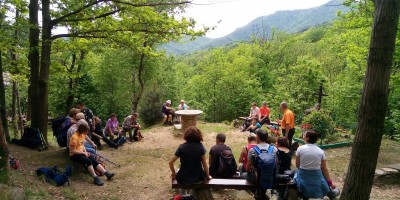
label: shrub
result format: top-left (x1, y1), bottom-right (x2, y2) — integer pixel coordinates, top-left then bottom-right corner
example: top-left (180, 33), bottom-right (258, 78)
top-left (302, 110), bottom-right (335, 142)
top-left (139, 84), bottom-right (163, 126)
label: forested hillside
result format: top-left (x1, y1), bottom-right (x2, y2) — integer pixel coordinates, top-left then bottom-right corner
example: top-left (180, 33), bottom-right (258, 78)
top-left (164, 0), bottom-right (350, 54)
top-left (166, 1), bottom-right (400, 139)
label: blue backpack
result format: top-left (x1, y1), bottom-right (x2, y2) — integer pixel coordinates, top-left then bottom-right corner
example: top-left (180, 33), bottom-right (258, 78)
top-left (36, 165), bottom-right (72, 186)
top-left (253, 145), bottom-right (276, 189)
top-left (52, 116), bottom-right (72, 148)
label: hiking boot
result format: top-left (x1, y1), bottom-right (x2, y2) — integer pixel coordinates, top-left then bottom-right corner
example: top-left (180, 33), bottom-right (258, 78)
top-left (93, 176), bottom-right (104, 186)
top-left (104, 171), bottom-right (115, 180)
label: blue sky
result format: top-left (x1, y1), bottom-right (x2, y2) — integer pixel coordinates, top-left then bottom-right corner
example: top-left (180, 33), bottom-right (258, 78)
top-left (184, 0), bottom-right (332, 38)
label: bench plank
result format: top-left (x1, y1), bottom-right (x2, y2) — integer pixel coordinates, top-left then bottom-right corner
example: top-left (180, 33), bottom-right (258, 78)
top-left (172, 179), bottom-right (255, 190)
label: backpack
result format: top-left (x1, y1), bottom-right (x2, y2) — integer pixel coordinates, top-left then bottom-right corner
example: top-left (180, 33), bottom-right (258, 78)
top-left (114, 136), bottom-right (127, 146)
top-left (217, 147), bottom-right (238, 178)
top-left (171, 195), bottom-right (196, 200)
top-left (52, 116), bottom-right (72, 148)
top-left (36, 165), bottom-right (72, 186)
top-left (11, 127), bottom-right (48, 151)
top-left (253, 145), bottom-right (276, 189)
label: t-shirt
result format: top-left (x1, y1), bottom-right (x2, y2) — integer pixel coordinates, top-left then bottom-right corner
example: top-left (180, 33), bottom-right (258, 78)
top-left (175, 142), bottom-right (206, 184)
top-left (122, 115), bottom-right (138, 128)
top-left (249, 107), bottom-right (261, 118)
top-left (209, 144), bottom-right (229, 177)
top-left (247, 143), bottom-right (278, 164)
top-left (260, 107), bottom-right (270, 118)
top-left (162, 103), bottom-right (171, 114)
top-left (178, 103), bottom-right (188, 110)
top-left (277, 149), bottom-right (292, 174)
top-left (296, 144), bottom-right (326, 170)
top-left (69, 132), bottom-right (86, 156)
top-left (105, 118), bottom-right (119, 133)
top-left (281, 109), bottom-right (295, 129)
top-left (67, 124), bottom-right (78, 146)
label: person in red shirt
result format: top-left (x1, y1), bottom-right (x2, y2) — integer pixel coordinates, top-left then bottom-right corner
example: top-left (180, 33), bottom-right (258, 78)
top-left (259, 101), bottom-right (271, 125)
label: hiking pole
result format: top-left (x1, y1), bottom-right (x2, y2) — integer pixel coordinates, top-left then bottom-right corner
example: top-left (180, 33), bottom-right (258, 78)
top-left (95, 153), bottom-right (121, 168)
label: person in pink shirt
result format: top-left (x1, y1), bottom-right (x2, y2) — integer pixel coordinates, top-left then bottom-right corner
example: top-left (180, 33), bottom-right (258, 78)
top-left (105, 113), bottom-right (120, 140)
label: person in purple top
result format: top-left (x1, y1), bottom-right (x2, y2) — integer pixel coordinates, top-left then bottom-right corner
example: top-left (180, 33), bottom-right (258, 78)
top-left (105, 113), bottom-right (120, 141)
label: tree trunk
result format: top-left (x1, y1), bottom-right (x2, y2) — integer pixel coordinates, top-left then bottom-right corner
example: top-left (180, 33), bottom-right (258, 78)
top-left (131, 43), bottom-right (147, 112)
top-left (16, 83), bottom-right (23, 137)
top-left (27, 0), bottom-right (40, 122)
top-left (0, 50), bottom-right (10, 142)
top-left (340, 1), bottom-right (400, 200)
top-left (65, 53), bottom-right (76, 115)
top-left (35, 0), bottom-right (52, 143)
top-left (0, 112), bottom-right (9, 184)
top-left (11, 81), bottom-right (18, 138)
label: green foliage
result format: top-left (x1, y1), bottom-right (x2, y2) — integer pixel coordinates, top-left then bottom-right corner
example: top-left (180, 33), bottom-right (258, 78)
top-left (302, 110), bottom-right (335, 142)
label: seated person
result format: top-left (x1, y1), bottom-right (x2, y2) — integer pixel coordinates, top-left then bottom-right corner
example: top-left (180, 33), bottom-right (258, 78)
top-left (238, 133), bottom-right (257, 173)
top-left (169, 127), bottom-right (211, 196)
top-left (104, 113), bottom-right (120, 141)
top-left (209, 133), bottom-right (236, 178)
top-left (295, 130), bottom-right (336, 199)
top-left (178, 100), bottom-right (189, 110)
top-left (259, 101), bottom-right (271, 125)
top-left (91, 117), bottom-right (118, 149)
top-left (246, 118), bottom-right (261, 133)
top-left (67, 114), bottom-right (97, 154)
top-left (69, 123), bottom-right (115, 186)
top-left (242, 102), bottom-right (261, 131)
top-left (122, 113), bottom-right (143, 142)
top-left (246, 129), bottom-right (278, 200)
top-left (276, 137), bottom-right (292, 174)
top-left (162, 100), bottom-right (175, 125)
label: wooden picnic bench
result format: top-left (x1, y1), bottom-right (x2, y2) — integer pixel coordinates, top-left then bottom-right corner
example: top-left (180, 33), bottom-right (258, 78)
top-left (172, 178), bottom-right (255, 200)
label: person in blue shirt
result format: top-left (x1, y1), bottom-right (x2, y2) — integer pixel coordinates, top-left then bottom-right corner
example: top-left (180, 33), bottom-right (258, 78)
top-left (246, 118), bottom-right (261, 133)
top-left (178, 100), bottom-right (189, 110)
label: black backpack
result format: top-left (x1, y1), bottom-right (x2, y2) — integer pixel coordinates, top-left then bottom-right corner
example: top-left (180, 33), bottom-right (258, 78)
top-left (52, 116), bottom-right (72, 148)
top-left (217, 147), bottom-right (238, 178)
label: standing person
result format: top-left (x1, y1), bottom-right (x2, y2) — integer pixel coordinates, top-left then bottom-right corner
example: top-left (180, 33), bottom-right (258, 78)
top-left (276, 137), bottom-right (292, 174)
top-left (69, 123), bottom-right (115, 186)
top-left (122, 113), bottom-right (143, 142)
top-left (259, 101), bottom-right (271, 125)
top-left (169, 127), bottom-right (212, 195)
top-left (238, 133), bottom-right (257, 173)
top-left (295, 130), bottom-right (337, 199)
top-left (162, 100), bottom-right (175, 125)
top-left (246, 129), bottom-right (278, 200)
top-left (209, 133), bottom-right (236, 178)
top-left (279, 102), bottom-right (295, 149)
top-left (104, 113), bottom-right (120, 141)
top-left (76, 101), bottom-right (95, 132)
top-left (178, 100), bottom-right (189, 110)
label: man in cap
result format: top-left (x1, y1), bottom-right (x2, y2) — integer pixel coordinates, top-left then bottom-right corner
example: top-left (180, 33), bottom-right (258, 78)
top-left (162, 100), bottom-right (175, 125)
top-left (122, 112), bottom-right (143, 142)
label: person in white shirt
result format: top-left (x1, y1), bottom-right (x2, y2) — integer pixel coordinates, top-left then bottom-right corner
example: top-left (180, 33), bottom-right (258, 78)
top-left (122, 113), bottom-right (142, 142)
top-left (295, 130), bottom-right (336, 199)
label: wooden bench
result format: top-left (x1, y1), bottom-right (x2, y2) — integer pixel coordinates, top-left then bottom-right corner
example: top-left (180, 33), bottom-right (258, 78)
top-left (172, 179), bottom-right (255, 200)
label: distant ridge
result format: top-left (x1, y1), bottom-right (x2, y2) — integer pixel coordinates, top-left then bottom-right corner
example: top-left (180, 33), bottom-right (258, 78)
top-left (163, 0), bottom-right (349, 55)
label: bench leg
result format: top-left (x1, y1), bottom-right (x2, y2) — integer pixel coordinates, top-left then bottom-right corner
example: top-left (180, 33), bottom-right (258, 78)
top-left (193, 188), bottom-right (214, 200)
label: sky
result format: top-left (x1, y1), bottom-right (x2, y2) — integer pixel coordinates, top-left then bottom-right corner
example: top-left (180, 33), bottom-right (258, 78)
top-left (184, 0), bottom-right (332, 38)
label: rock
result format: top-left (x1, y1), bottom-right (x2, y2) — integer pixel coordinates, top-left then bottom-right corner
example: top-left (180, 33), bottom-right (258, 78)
top-left (375, 169), bottom-right (386, 176)
top-left (381, 167), bottom-right (399, 174)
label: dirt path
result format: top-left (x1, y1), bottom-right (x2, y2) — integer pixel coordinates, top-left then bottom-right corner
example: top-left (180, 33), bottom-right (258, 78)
top-left (5, 123), bottom-right (400, 200)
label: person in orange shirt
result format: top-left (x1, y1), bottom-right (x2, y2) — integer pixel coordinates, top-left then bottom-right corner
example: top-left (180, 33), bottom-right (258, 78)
top-left (259, 101), bottom-right (271, 125)
top-left (280, 102), bottom-right (295, 149)
top-left (69, 122), bottom-right (115, 186)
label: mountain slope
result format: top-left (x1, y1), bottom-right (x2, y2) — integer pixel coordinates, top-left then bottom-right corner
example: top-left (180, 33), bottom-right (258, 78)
top-left (164, 0), bottom-right (349, 55)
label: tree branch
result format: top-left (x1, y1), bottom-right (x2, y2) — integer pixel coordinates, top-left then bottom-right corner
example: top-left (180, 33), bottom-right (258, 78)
top-left (51, 29), bottom-right (175, 40)
top-left (59, 9), bottom-right (122, 23)
top-left (52, 0), bottom-right (107, 26)
top-left (109, 0), bottom-right (191, 7)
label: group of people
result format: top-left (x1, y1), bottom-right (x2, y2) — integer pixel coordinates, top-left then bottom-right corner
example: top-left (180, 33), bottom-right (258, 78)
top-left (64, 101), bottom-right (144, 186)
top-left (244, 101), bottom-right (296, 149)
top-left (162, 99), bottom-right (189, 125)
top-left (169, 101), bottom-right (336, 200)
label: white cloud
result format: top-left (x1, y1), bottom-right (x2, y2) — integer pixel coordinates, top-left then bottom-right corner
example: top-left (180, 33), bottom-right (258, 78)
top-left (183, 0), bottom-right (332, 38)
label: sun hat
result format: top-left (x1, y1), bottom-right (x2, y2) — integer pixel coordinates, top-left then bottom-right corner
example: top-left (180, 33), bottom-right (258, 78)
top-left (180, 100), bottom-right (185, 103)
top-left (247, 133), bottom-right (257, 139)
top-left (166, 100), bottom-right (171, 104)
top-left (132, 112), bottom-right (139, 116)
